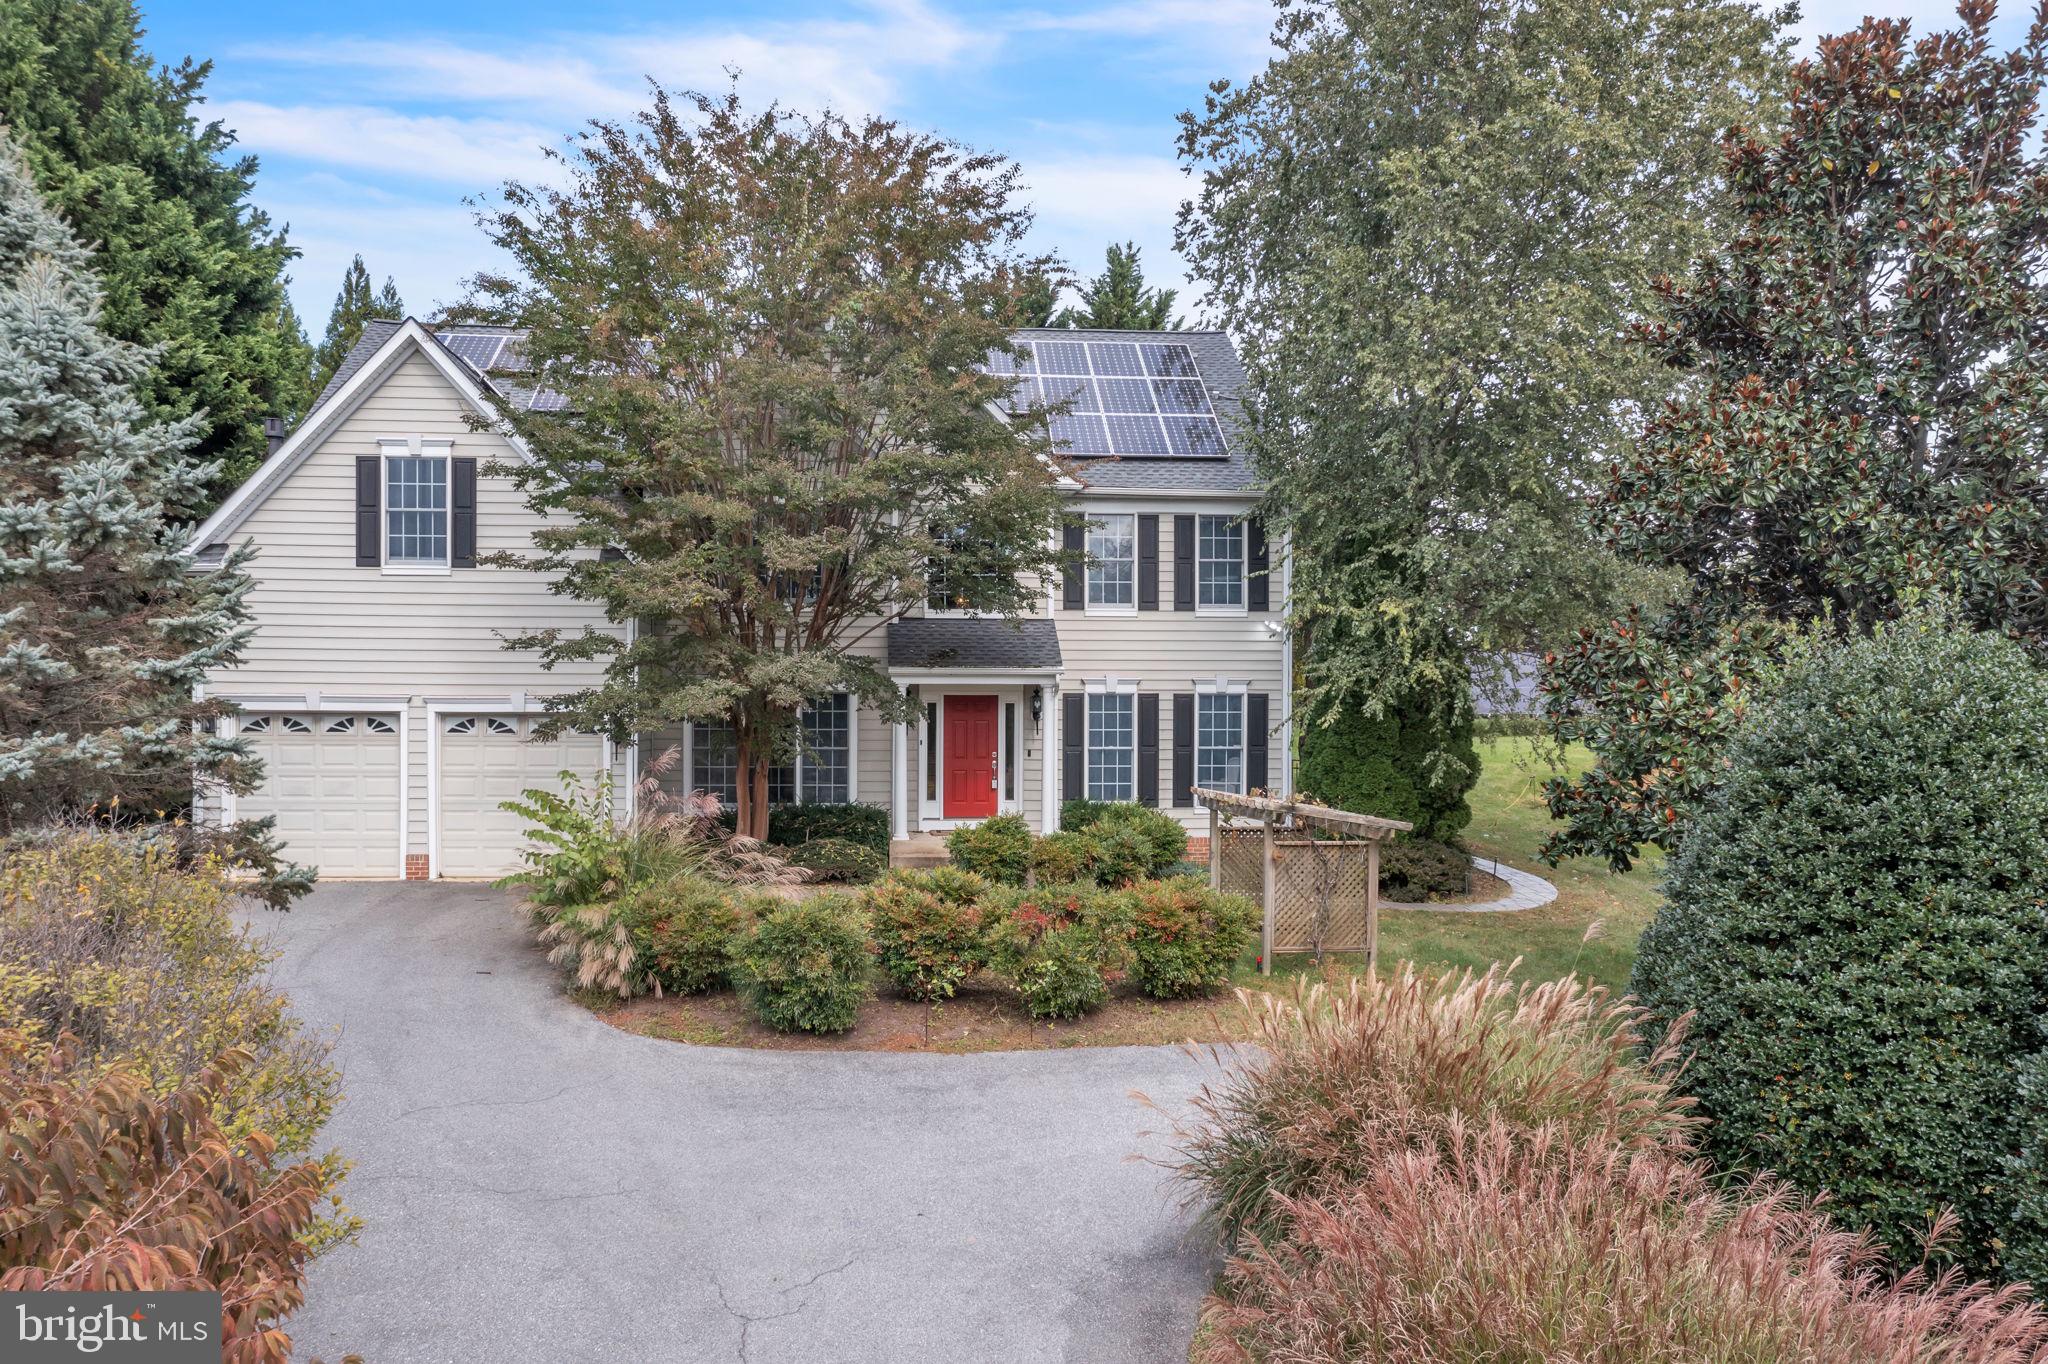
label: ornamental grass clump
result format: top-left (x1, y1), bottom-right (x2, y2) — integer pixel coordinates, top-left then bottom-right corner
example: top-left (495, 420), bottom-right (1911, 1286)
top-left (1197, 1124), bottom-right (2048, 1364)
top-left (1169, 963), bottom-right (1693, 1247)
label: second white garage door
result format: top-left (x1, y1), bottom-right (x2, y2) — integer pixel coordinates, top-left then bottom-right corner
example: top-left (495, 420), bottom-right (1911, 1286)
top-left (438, 714), bottom-right (608, 878)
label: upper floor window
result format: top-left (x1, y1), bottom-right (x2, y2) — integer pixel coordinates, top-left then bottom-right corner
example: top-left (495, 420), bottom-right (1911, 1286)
top-left (386, 454), bottom-right (448, 567)
top-left (1086, 513), bottom-right (1135, 610)
top-left (1197, 515), bottom-right (1244, 611)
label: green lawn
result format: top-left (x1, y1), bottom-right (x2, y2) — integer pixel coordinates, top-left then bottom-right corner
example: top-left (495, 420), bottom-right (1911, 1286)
top-left (1237, 737), bottom-right (1665, 993)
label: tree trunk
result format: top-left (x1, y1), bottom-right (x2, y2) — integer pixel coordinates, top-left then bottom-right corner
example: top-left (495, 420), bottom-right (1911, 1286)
top-left (733, 740), bottom-right (771, 841)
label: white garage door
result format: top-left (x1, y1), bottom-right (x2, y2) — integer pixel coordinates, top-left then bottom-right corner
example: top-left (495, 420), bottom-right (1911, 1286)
top-left (438, 715), bottom-right (608, 879)
top-left (238, 713), bottom-right (402, 878)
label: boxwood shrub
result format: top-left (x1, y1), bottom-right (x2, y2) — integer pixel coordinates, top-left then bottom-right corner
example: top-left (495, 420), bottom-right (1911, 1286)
top-left (862, 867), bottom-right (989, 1001)
top-left (787, 837), bottom-right (884, 884)
top-left (945, 814), bottom-right (1032, 884)
top-left (764, 802), bottom-right (890, 852)
top-left (1127, 877), bottom-right (1258, 998)
top-left (733, 894), bottom-right (871, 1034)
top-left (1378, 837), bottom-right (1471, 901)
top-left (1630, 616), bottom-right (2048, 1280)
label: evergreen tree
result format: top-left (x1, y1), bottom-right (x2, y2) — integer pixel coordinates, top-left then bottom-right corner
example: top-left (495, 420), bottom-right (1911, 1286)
top-left (1544, 3), bottom-right (2048, 868)
top-left (268, 278), bottom-right (315, 418)
top-left (0, 132), bottom-right (303, 902)
top-left (312, 255), bottom-right (403, 394)
top-left (1052, 242), bottom-right (1180, 328)
top-left (0, 0), bottom-right (308, 501)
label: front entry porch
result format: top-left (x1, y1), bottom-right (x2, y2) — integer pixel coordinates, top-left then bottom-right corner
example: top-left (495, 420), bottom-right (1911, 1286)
top-left (883, 619), bottom-right (1065, 840)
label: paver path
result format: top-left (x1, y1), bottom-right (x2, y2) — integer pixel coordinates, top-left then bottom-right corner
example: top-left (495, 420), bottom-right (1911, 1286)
top-left (251, 883), bottom-right (1218, 1363)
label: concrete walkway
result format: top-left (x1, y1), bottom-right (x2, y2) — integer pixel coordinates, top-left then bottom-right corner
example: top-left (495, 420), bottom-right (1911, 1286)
top-left (1389, 855), bottom-right (1561, 914)
top-left (250, 883), bottom-right (1219, 1364)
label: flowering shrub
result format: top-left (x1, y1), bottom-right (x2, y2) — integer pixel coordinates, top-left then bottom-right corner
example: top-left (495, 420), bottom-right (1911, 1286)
top-left (1127, 877), bottom-right (1258, 999)
top-left (733, 894), bottom-right (871, 1034)
top-left (0, 1033), bottom-right (334, 1364)
top-left (945, 814), bottom-right (1032, 884)
top-left (862, 868), bottom-right (989, 1001)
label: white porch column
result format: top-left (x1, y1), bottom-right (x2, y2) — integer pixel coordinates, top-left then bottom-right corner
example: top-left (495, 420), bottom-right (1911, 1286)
top-left (890, 713), bottom-right (910, 840)
top-left (1040, 684), bottom-right (1059, 833)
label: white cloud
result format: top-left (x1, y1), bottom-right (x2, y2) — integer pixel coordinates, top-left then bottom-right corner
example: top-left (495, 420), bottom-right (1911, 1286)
top-left (214, 101), bottom-right (561, 187)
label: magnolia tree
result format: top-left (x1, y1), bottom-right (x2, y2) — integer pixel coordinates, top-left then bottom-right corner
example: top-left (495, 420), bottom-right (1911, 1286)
top-left (1544, 0), bottom-right (2048, 868)
top-left (470, 89), bottom-right (1067, 837)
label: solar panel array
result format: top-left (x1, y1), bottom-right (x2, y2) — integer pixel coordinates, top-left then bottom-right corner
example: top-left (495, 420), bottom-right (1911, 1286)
top-left (436, 329), bottom-right (556, 412)
top-left (989, 339), bottom-right (1228, 458)
top-left (439, 331), bottom-right (507, 371)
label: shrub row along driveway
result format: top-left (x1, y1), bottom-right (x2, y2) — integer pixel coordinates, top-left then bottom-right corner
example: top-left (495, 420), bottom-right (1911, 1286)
top-left (252, 883), bottom-right (1217, 1363)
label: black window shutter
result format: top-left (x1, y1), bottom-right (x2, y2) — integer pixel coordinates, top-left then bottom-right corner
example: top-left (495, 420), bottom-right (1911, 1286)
top-left (1172, 693), bottom-right (1194, 807)
top-left (1248, 517), bottom-right (1270, 611)
top-left (451, 457), bottom-right (477, 568)
top-left (1172, 514), bottom-right (1195, 611)
top-left (1061, 517), bottom-right (1085, 611)
top-left (1138, 693), bottom-right (1160, 806)
top-left (1247, 692), bottom-right (1270, 794)
top-left (1137, 514), bottom-right (1159, 611)
top-left (354, 456), bottom-right (380, 567)
top-left (1062, 693), bottom-right (1085, 804)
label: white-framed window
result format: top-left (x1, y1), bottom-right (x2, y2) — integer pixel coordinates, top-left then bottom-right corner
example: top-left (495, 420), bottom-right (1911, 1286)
top-left (385, 450), bottom-right (450, 567)
top-left (1196, 690), bottom-right (1246, 793)
top-left (1087, 691), bottom-right (1136, 801)
top-left (692, 696), bottom-right (852, 808)
top-left (799, 694), bottom-right (852, 803)
top-left (1197, 515), bottom-right (1245, 611)
top-left (1086, 513), bottom-right (1136, 611)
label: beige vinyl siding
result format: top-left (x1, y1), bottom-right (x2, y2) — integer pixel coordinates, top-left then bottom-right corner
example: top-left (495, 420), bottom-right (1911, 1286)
top-left (204, 347), bottom-right (622, 855)
top-left (1056, 494), bottom-right (1287, 829)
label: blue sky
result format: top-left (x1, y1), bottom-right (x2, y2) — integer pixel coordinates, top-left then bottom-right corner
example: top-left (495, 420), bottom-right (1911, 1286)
top-left (144, 0), bottom-right (2023, 331)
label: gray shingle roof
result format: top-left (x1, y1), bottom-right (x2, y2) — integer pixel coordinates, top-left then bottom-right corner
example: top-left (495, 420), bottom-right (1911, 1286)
top-left (887, 619), bottom-right (1063, 671)
top-left (1008, 327), bottom-right (1257, 493)
top-left (296, 320), bottom-right (1258, 496)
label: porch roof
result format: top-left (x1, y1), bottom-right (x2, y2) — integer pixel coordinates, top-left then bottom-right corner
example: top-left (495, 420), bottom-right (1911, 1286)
top-left (886, 618), bottom-right (1063, 672)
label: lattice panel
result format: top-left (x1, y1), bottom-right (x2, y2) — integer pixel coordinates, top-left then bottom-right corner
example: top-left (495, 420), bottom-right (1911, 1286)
top-left (1214, 827), bottom-right (1378, 954)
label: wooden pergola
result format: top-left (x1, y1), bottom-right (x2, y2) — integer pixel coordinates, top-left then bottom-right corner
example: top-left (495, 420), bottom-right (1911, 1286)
top-left (1191, 787), bottom-right (1413, 974)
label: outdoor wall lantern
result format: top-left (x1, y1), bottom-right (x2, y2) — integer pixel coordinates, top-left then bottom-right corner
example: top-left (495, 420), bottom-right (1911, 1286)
top-left (1029, 685), bottom-right (1044, 727)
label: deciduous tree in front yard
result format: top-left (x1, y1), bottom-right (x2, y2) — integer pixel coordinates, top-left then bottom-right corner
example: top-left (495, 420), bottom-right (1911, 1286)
top-left (1544, 1), bottom-right (2048, 867)
top-left (468, 88), bottom-right (1066, 838)
top-left (1178, 0), bottom-right (1788, 777)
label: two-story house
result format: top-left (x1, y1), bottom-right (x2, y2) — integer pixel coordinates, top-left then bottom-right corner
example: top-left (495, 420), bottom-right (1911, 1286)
top-left (191, 319), bottom-right (1291, 878)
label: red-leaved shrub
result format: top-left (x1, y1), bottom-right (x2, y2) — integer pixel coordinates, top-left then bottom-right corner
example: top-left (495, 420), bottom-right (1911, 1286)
top-left (0, 1032), bottom-right (330, 1363)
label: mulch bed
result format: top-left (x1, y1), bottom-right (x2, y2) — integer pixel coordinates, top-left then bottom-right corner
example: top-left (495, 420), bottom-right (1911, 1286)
top-left (599, 980), bottom-right (1263, 1054)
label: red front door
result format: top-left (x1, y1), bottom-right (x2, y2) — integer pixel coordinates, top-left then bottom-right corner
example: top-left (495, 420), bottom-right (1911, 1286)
top-left (942, 696), bottom-right (999, 819)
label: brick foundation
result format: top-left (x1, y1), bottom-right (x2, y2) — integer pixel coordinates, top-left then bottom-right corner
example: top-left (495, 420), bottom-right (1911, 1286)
top-left (404, 853), bottom-right (430, 881)
top-left (1185, 836), bottom-right (1211, 862)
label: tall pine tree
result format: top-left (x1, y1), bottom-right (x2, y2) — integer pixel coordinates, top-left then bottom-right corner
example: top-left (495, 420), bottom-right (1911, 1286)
top-left (0, 0), bottom-right (308, 503)
top-left (0, 132), bottom-right (295, 885)
top-left (311, 255), bottom-right (404, 394)
top-left (1051, 242), bottom-right (1180, 328)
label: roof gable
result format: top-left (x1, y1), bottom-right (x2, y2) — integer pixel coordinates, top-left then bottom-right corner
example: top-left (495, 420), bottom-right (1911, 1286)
top-left (190, 318), bottom-right (531, 551)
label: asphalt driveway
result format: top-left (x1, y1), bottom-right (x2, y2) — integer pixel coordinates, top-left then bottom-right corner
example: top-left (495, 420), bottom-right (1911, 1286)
top-left (250, 883), bottom-right (1220, 1363)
